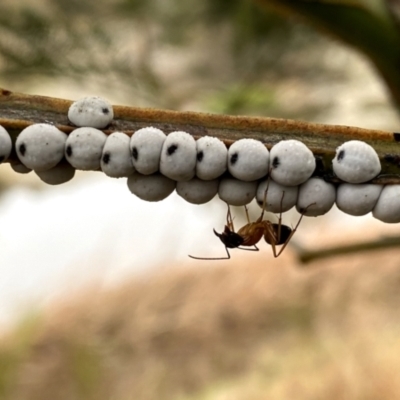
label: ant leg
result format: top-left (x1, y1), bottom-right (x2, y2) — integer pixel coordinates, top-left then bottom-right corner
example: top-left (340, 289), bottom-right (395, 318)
top-left (275, 191), bottom-right (286, 245)
top-left (226, 204), bottom-right (235, 231)
top-left (259, 176), bottom-right (272, 220)
top-left (189, 246), bottom-right (231, 260)
top-left (264, 222), bottom-right (279, 258)
top-left (274, 202), bottom-right (316, 257)
top-left (238, 245), bottom-right (259, 252)
top-left (244, 205), bottom-right (251, 224)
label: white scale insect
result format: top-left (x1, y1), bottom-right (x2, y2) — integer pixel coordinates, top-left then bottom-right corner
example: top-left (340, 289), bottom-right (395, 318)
top-left (373, 185), bottom-right (400, 223)
top-left (11, 162), bottom-right (32, 174)
top-left (336, 183), bottom-right (383, 216)
top-left (65, 127), bottom-right (107, 170)
top-left (296, 177), bottom-right (336, 217)
top-left (16, 123), bottom-right (67, 171)
top-left (228, 138), bottom-right (269, 181)
top-left (101, 132), bottom-right (135, 178)
top-left (256, 179), bottom-right (298, 213)
top-left (218, 178), bottom-right (257, 206)
top-left (176, 178), bottom-right (219, 205)
top-left (0, 125), bottom-right (12, 164)
top-left (130, 127), bottom-right (166, 175)
top-left (68, 96), bottom-right (113, 129)
top-left (35, 162), bottom-right (76, 185)
top-left (159, 131), bottom-right (197, 181)
top-left (269, 139), bottom-right (315, 186)
top-left (332, 140), bottom-right (381, 183)
top-left (196, 136), bottom-right (227, 180)
top-left (127, 172), bottom-right (176, 202)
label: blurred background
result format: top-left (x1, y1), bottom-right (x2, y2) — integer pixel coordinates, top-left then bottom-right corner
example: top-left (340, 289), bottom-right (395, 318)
top-left (1, 0), bottom-right (400, 399)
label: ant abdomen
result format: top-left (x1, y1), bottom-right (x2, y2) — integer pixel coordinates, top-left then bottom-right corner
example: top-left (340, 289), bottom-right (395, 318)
top-left (264, 223), bottom-right (292, 246)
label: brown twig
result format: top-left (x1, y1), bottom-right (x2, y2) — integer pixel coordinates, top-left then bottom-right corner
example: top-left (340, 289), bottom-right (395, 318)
top-left (292, 235), bottom-right (400, 264)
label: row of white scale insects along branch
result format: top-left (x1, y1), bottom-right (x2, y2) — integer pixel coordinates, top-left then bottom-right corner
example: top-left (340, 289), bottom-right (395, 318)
top-left (1, 96), bottom-right (398, 223)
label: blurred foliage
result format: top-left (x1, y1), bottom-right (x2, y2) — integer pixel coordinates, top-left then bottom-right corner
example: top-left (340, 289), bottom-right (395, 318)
top-left (204, 84), bottom-right (275, 115)
top-left (258, 0), bottom-right (400, 110)
top-left (3, 255), bottom-right (400, 399)
top-left (1, 0), bottom-right (400, 114)
top-left (0, 0), bottom-right (327, 114)
top-left (0, 314), bottom-right (41, 397)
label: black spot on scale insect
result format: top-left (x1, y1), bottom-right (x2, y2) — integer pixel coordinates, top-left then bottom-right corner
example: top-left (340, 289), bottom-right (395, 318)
top-left (230, 153), bottom-right (238, 165)
top-left (102, 107), bottom-right (109, 114)
top-left (102, 152), bottom-right (110, 164)
top-left (160, 131), bottom-right (197, 181)
top-left (337, 150), bottom-right (345, 161)
top-left (195, 136), bottom-right (227, 180)
top-left (167, 144), bottom-right (178, 155)
top-left (132, 147), bottom-right (138, 160)
top-left (272, 156), bottom-right (280, 168)
top-left (66, 145), bottom-right (72, 157)
top-left (19, 143), bottom-right (26, 156)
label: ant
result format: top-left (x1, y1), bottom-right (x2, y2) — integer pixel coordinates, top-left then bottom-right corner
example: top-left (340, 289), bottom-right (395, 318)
top-left (189, 184), bottom-right (315, 260)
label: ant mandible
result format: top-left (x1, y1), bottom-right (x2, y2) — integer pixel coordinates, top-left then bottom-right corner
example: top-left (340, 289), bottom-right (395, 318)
top-left (189, 183), bottom-right (315, 260)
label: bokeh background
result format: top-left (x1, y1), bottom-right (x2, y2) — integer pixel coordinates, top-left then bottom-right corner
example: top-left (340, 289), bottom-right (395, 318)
top-left (1, 0), bottom-right (400, 399)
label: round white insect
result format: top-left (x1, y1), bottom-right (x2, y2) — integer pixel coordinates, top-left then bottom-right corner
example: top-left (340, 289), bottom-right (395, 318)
top-left (228, 139), bottom-right (269, 181)
top-left (130, 127), bottom-right (166, 175)
top-left (35, 162), bottom-right (75, 185)
top-left (296, 177), bottom-right (336, 217)
top-left (127, 172), bottom-right (176, 202)
top-left (16, 123), bottom-right (67, 172)
top-left (218, 178), bottom-right (257, 206)
top-left (269, 140), bottom-right (316, 186)
top-left (372, 185), bottom-right (400, 223)
top-left (10, 162), bottom-right (31, 174)
top-left (65, 127), bottom-right (107, 170)
top-left (0, 125), bottom-right (12, 163)
top-left (332, 140), bottom-right (381, 183)
top-left (336, 183), bottom-right (383, 216)
top-left (256, 179), bottom-right (298, 213)
top-left (196, 136), bottom-right (227, 180)
top-left (176, 178), bottom-right (219, 205)
top-left (68, 96), bottom-right (113, 129)
top-left (101, 132), bottom-right (135, 178)
top-left (160, 131), bottom-right (196, 181)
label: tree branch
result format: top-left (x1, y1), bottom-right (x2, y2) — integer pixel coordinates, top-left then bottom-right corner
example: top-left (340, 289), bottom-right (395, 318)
top-left (1, 88), bottom-right (400, 182)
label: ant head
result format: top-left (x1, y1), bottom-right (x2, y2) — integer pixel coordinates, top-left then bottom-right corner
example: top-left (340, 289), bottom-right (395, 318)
top-left (264, 223), bottom-right (292, 246)
top-left (213, 226), bottom-right (244, 249)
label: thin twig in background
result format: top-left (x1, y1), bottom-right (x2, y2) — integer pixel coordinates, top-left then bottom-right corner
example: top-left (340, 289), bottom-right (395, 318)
top-left (292, 235), bottom-right (400, 264)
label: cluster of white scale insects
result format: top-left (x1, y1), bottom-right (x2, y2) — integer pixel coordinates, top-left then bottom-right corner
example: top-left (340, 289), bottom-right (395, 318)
top-left (0, 96), bottom-right (397, 222)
